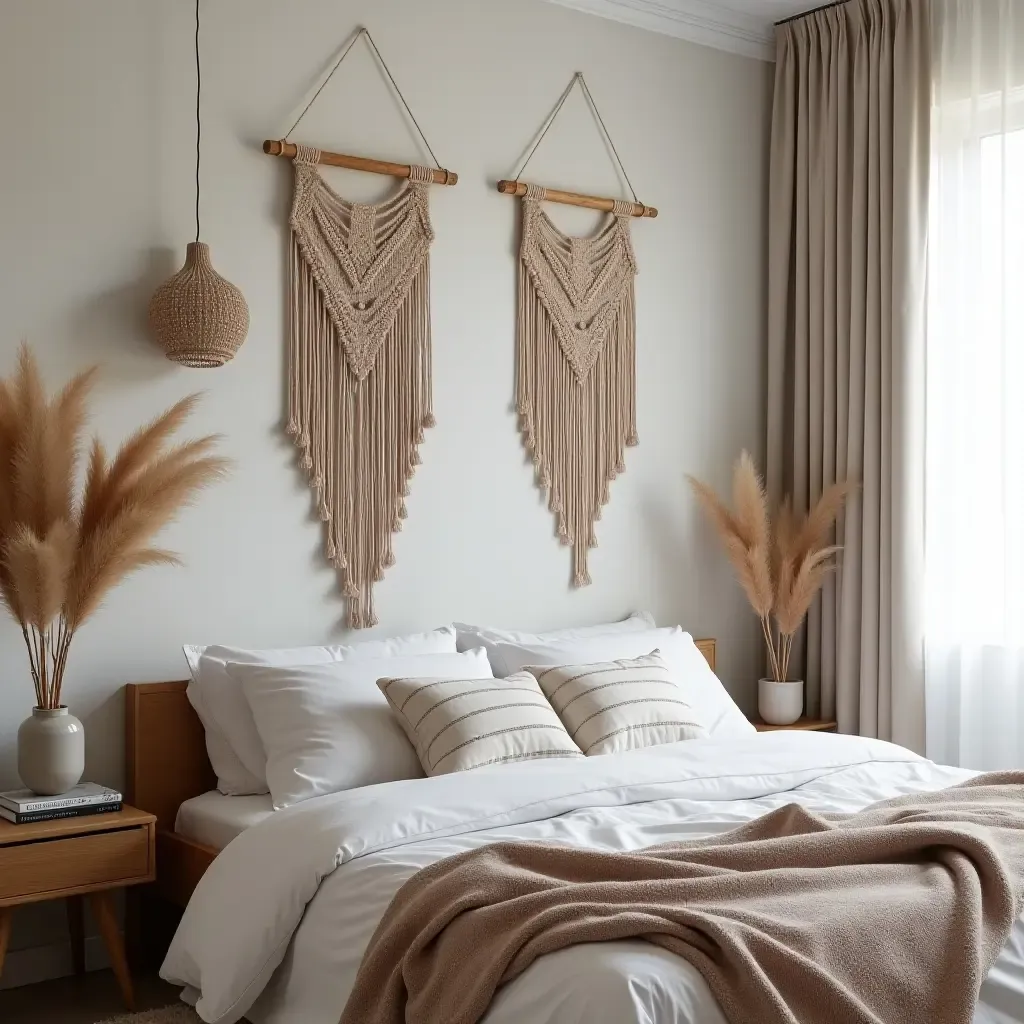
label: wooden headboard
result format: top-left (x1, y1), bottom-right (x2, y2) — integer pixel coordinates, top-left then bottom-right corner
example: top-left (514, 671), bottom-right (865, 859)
top-left (125, 681), bottom-right (215, 831)
top-left (695, 637), bottom-right (715, 673)
top-left (124, 638), bottom-right (716, 829)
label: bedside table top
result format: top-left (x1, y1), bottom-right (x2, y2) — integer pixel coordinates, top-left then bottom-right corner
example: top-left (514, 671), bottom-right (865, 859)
top-left (754, 718), bottom-right (838, 733)
top-left (0, 804), bottom-right (155, 847)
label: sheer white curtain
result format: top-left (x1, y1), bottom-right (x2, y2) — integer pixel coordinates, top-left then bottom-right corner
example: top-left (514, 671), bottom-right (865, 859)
top-left (925, 0), bottom-right (1024, 769)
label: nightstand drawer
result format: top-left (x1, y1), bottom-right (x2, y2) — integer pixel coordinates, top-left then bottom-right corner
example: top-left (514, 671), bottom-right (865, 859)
top-left (0, 825), bottom-right (151, 903)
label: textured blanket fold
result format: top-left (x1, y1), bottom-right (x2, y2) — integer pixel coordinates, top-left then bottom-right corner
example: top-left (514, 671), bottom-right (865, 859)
top-left (339, 772), bottom-right (1024, 1024)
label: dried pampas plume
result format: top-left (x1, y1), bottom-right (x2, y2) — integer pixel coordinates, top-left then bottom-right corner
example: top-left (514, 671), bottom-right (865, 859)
top-left (0, 344), bottom-right (229, 709)
top-left (687, 454), bottom-right (778, 681)
top-left (688, 453), bottom-right (852, 682)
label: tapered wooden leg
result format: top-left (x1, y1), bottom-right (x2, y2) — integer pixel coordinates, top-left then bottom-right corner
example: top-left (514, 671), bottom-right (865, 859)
top-left (124, 886), bottom-right (142, 969)
top-left (67, 895), bottom-right (85, 975)
top-left (88, 891), bottom-right (135, 1010)
top-left (0, 907), bottom-right (12, 977)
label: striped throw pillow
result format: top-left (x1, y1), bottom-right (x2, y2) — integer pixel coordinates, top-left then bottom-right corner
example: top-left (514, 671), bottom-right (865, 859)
top-left (526, 651), bottom-right (710, 755)
top-left (378, 673), bottom-right (584, 776)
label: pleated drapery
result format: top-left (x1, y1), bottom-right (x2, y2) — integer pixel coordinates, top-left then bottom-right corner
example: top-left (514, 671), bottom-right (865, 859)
top-left (766, 0), bottom-right (931, 750)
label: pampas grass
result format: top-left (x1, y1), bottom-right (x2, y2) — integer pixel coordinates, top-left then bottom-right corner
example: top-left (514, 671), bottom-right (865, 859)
top-left (0, 344), bottom-right (228, 709)
top-left (688, 453), bottom-right (851, 682)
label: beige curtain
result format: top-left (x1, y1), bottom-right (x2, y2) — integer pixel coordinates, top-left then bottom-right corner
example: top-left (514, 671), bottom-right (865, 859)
top-left (766, 0), bottom-right (930, 750)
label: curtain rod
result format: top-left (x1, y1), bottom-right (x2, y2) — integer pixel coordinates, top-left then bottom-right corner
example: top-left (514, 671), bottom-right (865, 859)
top-left (775, 0), bottom-right (846, 26)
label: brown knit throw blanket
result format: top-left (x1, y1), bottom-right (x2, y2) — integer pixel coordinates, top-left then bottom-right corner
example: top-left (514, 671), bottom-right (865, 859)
top-left (286, 146), bottom-right (435, 627)
top-left (339, 773), bottom-right (1024, 1024)
top-left (516, 185), bottom-right (638, 587)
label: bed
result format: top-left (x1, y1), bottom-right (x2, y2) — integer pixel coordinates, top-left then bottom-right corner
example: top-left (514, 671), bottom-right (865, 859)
top-left (126, 643), bottom-right (1024, 1024)
top-left (124, 638), bottom-right (719, 906)
top-left (174, 792), bottom-right (274, 850)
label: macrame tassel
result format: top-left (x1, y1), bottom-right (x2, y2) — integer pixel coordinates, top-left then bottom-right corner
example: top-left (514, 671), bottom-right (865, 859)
top-left (515, 196), bottom-right (638, 587)
top-left (347, 583), bottom-right (379, 630)
top-left (348, 596), bottom-right (365, 630)
top-left (572, 546), bottom-right (592, 588)
top-left (287, 157), bottom-right (435, 627)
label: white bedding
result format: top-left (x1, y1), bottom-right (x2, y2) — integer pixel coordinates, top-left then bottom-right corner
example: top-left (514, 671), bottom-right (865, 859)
top-left (175, 792), bottom-right (274, 850)
top-left (162, 733), bottom-right (1024, 1024)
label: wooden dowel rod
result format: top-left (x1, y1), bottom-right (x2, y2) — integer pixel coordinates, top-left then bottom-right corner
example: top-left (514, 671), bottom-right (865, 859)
top-left (496, 180), bottom-right (657, 219)
top-left (263, 140), bottom-right (458, 186)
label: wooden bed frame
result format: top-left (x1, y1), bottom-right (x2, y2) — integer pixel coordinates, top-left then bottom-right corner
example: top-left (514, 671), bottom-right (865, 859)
top-left (124, 638), bottom-right (717, 910)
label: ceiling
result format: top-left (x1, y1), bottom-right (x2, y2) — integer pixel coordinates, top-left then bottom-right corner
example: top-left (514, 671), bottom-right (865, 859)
top-left (545, 0), bottom-right (820, 61)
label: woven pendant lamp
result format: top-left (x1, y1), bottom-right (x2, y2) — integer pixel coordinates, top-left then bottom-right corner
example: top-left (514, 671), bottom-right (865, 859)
top-left (149, 0), bottom-right (249, 367)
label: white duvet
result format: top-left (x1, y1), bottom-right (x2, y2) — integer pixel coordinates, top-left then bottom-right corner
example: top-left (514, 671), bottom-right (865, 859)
top-left (162, 733), bottom-right (1024, 1024)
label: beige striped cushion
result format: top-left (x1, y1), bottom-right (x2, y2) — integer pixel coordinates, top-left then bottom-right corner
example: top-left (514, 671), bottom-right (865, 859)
top-left (526, 651), bottom-right (710, 755)
top-left (378, 673), bottom-right (584, 776)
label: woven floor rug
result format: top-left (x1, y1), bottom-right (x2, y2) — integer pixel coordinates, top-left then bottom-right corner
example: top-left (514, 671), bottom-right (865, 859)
top-left (94, 1007), bottom-right (198, 1024)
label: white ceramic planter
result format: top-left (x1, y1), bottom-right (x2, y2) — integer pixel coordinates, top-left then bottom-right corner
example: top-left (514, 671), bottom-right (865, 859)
top-left (758, 679), bottom-right (804, 726)
top-left (17, 706), bottom-right (85, 795)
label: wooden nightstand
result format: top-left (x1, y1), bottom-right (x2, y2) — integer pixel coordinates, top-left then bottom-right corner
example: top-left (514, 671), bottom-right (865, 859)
top-left (0, 805), bottom-right (156, 1009)
top-left (754, 718), bottom-right (838, 732)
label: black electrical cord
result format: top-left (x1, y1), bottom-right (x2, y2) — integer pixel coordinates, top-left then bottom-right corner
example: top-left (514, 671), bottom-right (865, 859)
top-left (195, 0), bottom-right (201, 243)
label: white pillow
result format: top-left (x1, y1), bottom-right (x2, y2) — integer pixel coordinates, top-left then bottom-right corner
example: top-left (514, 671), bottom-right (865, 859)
top-left (380, 671), bottom-right (583, 776)
top-left (181, 681), bottom-right (264, 796)
top-left (455, 611), bottom-right (655, 657)
top-left (183, 626), bottom-right (458, 795)
top-left (526, 651), bottom-right (709, 755)
top-left (486, 628), bottom-right (754, 739)
top-left (234, 648), bottom-right (493, 808)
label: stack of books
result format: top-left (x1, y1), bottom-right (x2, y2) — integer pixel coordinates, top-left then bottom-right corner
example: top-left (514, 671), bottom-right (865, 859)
top-left (0, 783), bottom-right (122, 825)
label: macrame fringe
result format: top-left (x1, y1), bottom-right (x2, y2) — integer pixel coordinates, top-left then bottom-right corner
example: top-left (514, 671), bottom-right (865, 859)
top-left (516, 193), bottom-right (638, 587)
top-left (287, 155), bottom-right (435, 627)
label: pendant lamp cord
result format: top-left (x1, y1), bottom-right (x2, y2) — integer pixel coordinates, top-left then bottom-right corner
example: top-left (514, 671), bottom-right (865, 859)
top-left (195, 0), bottom-right (201, 243)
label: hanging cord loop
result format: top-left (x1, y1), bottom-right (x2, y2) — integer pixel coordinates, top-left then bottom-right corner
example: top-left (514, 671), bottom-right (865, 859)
top-left (510, 72), bottom-right (640, 204)
top-left (284, 27), bottom-right (443, 171)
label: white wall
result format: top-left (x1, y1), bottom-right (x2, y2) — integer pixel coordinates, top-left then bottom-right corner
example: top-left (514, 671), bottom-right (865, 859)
top-left (0, 0), bottom-right (770, 978)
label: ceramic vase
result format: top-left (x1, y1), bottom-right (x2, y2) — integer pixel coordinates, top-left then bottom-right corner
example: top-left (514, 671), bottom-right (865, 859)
top-left (758, 679), bottom-right (804, 726)
top-left (17, 706), bottom-right (85, 795)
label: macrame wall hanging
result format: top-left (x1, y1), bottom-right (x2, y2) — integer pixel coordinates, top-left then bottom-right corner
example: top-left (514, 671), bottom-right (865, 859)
top-left (264, 28), bottom-right (458, 627)
top-left (497, 73), bottom-right (656, 587)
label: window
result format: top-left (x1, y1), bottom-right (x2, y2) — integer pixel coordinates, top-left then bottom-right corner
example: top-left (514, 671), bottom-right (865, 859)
top-left (925, 101), bottom-right (1024, 645)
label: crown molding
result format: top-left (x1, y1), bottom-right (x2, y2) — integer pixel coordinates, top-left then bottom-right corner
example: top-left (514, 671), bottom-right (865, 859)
top-left (545, 0), bottom-right (776, 62)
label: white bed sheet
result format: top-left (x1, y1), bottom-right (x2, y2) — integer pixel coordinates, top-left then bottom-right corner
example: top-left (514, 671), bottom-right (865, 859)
top-left (162, 734), bottom-right (1024, 1024)
top-left (175, 791), bottom-right (275, 850)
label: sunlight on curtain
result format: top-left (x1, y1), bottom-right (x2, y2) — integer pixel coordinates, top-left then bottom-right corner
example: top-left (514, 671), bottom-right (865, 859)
top-left (925, 0), bottom-right (1024, 769)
